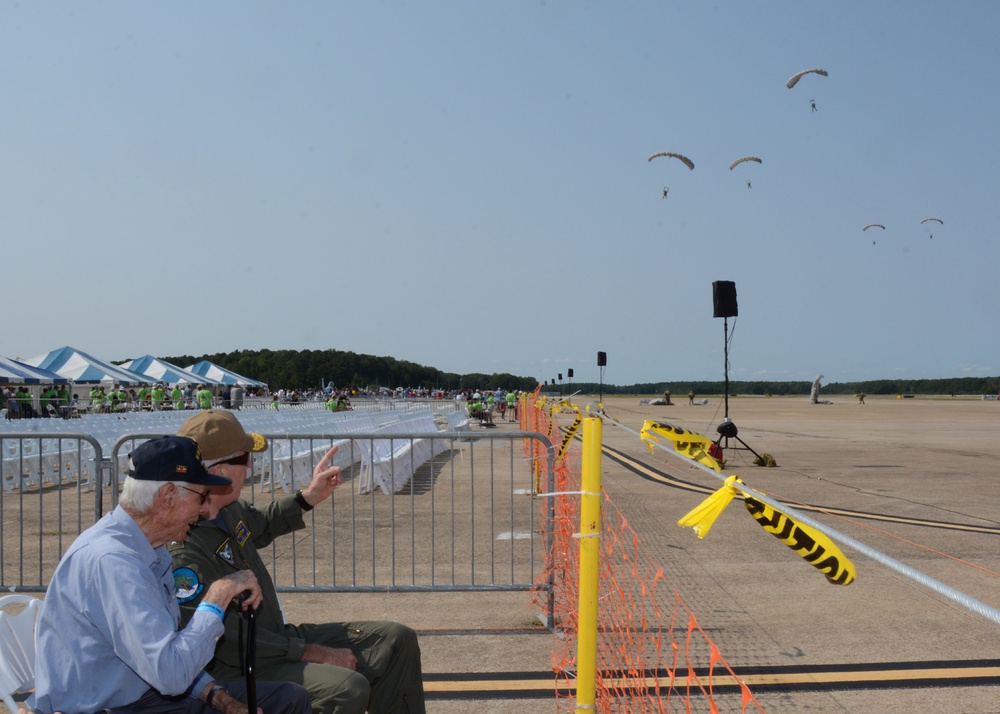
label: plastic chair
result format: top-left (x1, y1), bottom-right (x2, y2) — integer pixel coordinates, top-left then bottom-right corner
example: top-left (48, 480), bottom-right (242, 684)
top-left (0, 594), bottom-right (41, 712)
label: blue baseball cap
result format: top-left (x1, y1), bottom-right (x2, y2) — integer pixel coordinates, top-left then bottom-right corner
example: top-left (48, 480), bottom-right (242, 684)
top-left (127, 436), bottom-right (232, 487)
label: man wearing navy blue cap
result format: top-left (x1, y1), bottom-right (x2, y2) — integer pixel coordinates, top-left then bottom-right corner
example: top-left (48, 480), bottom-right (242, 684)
top-left (28, 436), bottom-right (311, 714)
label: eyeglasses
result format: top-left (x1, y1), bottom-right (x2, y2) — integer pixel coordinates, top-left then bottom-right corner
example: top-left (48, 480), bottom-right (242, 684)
top-left (217, 452), bottom-right (251, 468)
top-left (180, 485), bottom-right (212, 505)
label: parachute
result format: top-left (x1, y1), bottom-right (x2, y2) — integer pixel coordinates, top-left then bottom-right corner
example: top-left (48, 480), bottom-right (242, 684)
top-left (920, 217), bottom-right (944, 225)
top-left (862, 224), bottom-right (885, 231)
top-left (786, 68), bottom-right (828, 89)
top-left (729, 156), bottom-right (762, 171)
top-left (647, 151), bottom-right (695, 171)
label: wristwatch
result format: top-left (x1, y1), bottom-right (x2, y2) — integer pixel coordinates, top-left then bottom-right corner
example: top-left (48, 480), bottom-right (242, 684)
top-left (206, 684), bottom-right (226, 708)
top-left (295, 489), bottom-right (314, 512)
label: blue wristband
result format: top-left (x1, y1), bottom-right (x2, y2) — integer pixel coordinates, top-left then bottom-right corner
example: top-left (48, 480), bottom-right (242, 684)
top-left (195, 602), bottom-right (225, 620)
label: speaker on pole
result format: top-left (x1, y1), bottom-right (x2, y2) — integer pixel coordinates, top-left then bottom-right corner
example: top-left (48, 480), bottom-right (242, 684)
top-left (597, 351), bottom-right (607, 367)
top-left (567, 369), bottom-right (574, 378)
top-left (712, 280), bottom-right (738, 318)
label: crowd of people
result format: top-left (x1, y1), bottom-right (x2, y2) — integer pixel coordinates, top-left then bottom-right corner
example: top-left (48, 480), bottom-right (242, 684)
top-left (4, 382), bottom-right (531, 421)
top-left (460, 388), bottom-right (524, 426)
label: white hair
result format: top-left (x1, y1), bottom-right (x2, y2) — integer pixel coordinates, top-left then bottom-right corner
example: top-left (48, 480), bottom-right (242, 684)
top-left (119, 477), bottom-right (189, 514)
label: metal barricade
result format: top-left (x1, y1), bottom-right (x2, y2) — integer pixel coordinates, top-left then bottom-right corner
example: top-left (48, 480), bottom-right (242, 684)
top-left (0, 427), bottom-right (556, 615)
top-left (0, 434), bottom-right (105, 592)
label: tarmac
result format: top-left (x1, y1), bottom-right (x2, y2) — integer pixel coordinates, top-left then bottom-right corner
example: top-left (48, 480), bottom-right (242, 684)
top-left (7, 394), bottom-right (1000, 713)
top-left (281, 393), bottom-right (1000, 713)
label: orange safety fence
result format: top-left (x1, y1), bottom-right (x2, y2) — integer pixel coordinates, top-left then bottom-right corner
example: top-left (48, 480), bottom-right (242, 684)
top-left (527, 392), bottom-right (765, 713)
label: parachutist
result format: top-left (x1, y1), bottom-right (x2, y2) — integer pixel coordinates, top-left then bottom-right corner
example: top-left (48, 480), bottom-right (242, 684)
top-left (662, 187), bottom-right (669, 199)
top-left (746, 180), bottom-right (752, 189)
top-left (810, 99), bottom-right (817, 112)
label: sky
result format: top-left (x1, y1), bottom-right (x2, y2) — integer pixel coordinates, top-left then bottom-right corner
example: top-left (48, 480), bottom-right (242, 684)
top-left (3, 2), bottom-right (998, 387)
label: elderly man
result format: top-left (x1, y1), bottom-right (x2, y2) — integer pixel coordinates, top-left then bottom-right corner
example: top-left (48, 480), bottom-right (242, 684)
top-left (170, 410), bottom-right (425, 714)
top-left (28, 436), bottom-right (311, 714)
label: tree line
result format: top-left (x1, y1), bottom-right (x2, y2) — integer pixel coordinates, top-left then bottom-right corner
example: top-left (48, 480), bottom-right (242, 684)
top-left (162, 349), bottom-right (540, 393)
top-left (554, 377), bottom-right (1000, 396)
top-left (160, 348), bottom-right (998, 396)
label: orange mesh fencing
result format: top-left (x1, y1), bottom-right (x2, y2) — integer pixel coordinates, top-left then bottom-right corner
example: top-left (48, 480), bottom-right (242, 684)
top-left (529, 397), bottom-right (765, 713)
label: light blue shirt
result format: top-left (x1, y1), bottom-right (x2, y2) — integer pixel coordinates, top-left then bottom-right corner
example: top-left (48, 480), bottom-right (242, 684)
top-left (30, 506), bottom-right (224, 714)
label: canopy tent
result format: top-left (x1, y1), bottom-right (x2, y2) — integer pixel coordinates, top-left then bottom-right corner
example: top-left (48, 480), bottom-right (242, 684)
top-left (0, 356), bottom-right (70, 384)
top-left (24, 346), bottom-right (155, 386)
top-left (120, 355), bottom-right (225, 387)
top-left (186, 360), bottom-right (266, 387)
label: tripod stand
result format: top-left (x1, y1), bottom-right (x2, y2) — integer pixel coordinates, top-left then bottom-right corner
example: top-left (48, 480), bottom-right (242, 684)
top-left (713, 316), bottom-right (762, 460)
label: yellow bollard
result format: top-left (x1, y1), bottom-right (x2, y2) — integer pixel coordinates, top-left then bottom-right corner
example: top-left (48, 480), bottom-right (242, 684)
top-left (576, 416), bottom-right (602, 713)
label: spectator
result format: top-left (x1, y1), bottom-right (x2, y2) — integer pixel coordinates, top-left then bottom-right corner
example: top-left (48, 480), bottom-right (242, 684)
top-left (4, 386), bottom-right (19, 419)
top-left (170, 411), bottom-right (426, 714)
top-left (40, 385), bottom-right (57, 417)
top-left (222, 385), bottom-right (232, 410)
top-left (171, 384), bottom-right (184, 410)
top-left (230, 383), bottom-right (244, 410)
top-left (16, 385), bottom-right (35, 418)
top-left (27, 435), bottom-right (311, 714)
top-left (151, 383), bottom-right (166, 410)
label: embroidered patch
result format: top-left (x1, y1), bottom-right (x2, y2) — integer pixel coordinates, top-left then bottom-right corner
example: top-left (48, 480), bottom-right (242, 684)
top-left (234, 520), bottom-right (250, 547)
top-left (215, 539), bottom-right (237, 568)
top-left (173, 567), bottom-right (204, 603)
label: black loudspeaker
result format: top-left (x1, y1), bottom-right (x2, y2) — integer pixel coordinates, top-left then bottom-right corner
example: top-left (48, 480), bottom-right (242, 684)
top-left (597, 351), bottom-right (607, 367)
top-left (712, 281), bottom-right (738, 318)
top-left (558, 373), bottom-right (563, 381)
top-left (567, 368), bottom-right (574, 378)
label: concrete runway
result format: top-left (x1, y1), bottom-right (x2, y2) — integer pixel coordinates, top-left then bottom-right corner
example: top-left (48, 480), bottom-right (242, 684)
top-left (7, 394), bottom-right (1000, 713)
top-left (280, 394), bottom-right (1000, 713)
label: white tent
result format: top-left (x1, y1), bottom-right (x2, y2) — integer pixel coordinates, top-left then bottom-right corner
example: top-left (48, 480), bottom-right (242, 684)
top-left (0, 356), bottom-right (69, 384)
top-left (121, 355), bottom-right (225, 386)
top-left (24, 346), bottom-right (155, 386)
top-left (186, 360), bottom-right (266, 387)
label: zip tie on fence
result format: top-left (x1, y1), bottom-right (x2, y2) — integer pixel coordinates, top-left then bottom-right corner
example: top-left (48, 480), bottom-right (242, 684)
top-left (535, 490), bottom-right (602, 498)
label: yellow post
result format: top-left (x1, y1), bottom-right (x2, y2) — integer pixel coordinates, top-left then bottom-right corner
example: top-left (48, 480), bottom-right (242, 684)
top-left (575, 416), bottom-right (602, 713)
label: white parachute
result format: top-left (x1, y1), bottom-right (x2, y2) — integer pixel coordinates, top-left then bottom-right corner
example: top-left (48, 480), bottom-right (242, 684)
top-left (786, 68), bottom-right (828, 89)
top-left (729, 156), bottom-right (762, 171)
top-left (647, 151), bottom-right (695, 170)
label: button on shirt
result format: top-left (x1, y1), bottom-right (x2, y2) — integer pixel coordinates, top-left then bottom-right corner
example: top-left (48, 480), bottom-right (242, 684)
top-left (30, 507), bottom-right (224, 714)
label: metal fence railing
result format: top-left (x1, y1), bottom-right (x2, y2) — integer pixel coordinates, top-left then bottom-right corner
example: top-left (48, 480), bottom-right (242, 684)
top-left (0, 430), bottom-right (555, 602)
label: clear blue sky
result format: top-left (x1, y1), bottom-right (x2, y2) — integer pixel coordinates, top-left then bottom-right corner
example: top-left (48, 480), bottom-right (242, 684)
top-left (4, 2), bottom-right (997, 386)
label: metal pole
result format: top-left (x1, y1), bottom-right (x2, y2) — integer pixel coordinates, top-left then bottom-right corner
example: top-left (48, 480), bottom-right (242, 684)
top-left (575, 416), bottom-right (603, 713)
top-left (723, 316), bottom-right (730, 420)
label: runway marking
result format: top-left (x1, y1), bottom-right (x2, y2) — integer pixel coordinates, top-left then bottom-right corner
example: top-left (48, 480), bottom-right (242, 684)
top-left (421, 660), bottom-right (1000, 698)
top-left (600, 442), bottom-right (1000, 536)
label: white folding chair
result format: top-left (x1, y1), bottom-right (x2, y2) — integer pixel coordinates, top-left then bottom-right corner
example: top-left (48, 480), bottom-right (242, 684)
top-left (0, 594), bottom-right (41, 713)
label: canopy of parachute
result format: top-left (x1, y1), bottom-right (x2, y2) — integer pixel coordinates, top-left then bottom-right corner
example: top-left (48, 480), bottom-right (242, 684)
top-left (729, 156), bottom-right (762, 171)
top-left (920, 217), bottom-right (944, 224)
top-left (786, 68), bottom-right (828, 89)
top-left (862, 224), bottom-right (885, 231)
top-left (647, 151), bottom-right (694, 170)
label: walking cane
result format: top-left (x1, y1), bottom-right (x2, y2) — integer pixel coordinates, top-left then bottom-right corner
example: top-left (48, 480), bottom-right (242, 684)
top-left (236, 591), bottom-right (258, 712)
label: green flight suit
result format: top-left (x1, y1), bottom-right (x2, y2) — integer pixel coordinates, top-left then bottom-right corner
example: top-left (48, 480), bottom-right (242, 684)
top-left (169, 496), bottom-right (425, 714)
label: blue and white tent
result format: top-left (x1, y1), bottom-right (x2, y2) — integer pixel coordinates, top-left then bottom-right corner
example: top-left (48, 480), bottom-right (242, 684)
top-left (24, 346), bottom-right (155, 386)
top-left (120, 355), bottom-right (225, 386)
top-left (186, 360), bottom-right (266, 387)
top-left (0, 356), bottom-right (69, 384)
